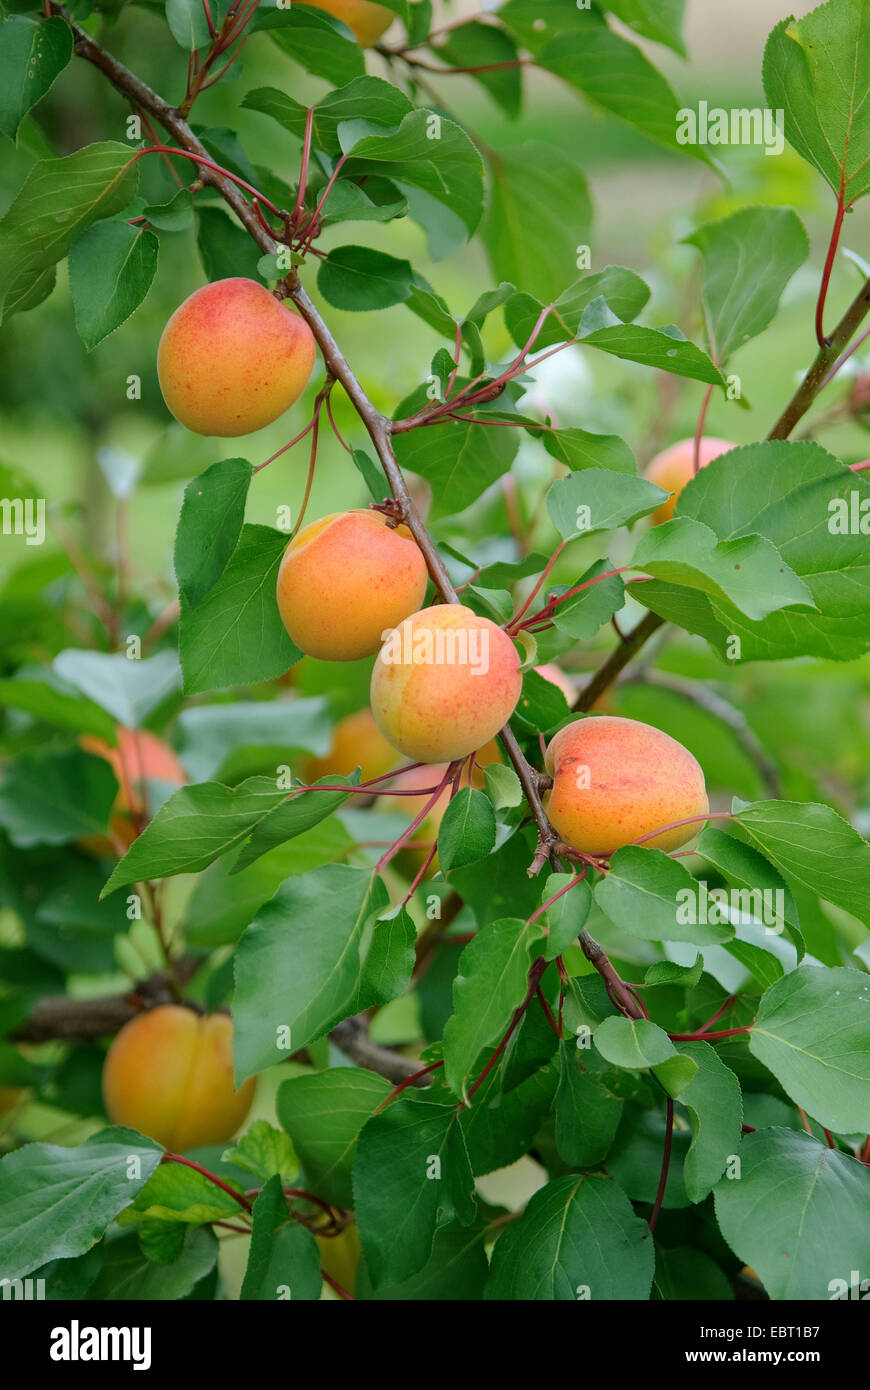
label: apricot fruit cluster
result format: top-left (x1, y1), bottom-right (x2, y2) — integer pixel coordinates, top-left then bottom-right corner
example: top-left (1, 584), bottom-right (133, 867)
top-left (102, 1005), bottom-right (255, 1151)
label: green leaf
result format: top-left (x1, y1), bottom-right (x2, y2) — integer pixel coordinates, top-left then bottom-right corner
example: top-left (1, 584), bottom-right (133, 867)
top-left (0, 676), bottom-right (115, 741)
top-left (547, 469), bottom-right (667, 539)
top-left (482, 143), bottom-right (592, 302)
top-left (165, 0), bottom-right (212, 50)
top-left (232, 776), bottom-right (357, 872)
top-left (53, 647), bottom-right (181, 727)
top-left (653, 1246), bottom-right (733, 1301)
top-left (243, 77), bottom-right (412, 156)
top-left (68, 219), bottom-right (158, 350)
top-left (129, 1162), bottom-right (245, 1225)
top-left (233, 865), bottom-right (413, 1077)
top-left (0, 1129), bottom-right (162, 1281)
top-left (0, 141), bottom-right (139, 324)
top-left (87, 1225), bottom-right (217, 1300)
top-left (176, 696), bottom-right (331, 782)
top-left (353, 1095), bottom-right (476, 1288)
top-left (101, 775), bottom-right (349, 895)
top-left (540, 426), bottom-right (636, 474)
top-left (593, 1016), bottom-right (676, 1070)
top-left (356, 1218), bottom-right (490, 1301)
top-left (222, 1120), bottom-right (298, 1186)
top-left (195, 206), bottom-right (262, 283)
top-left (538, 19), bottom-right (710, 164)
top-left (461, 1055), bottom-right (557, 1174)
top-left (482, 761), bottom-right (523, 811)
top-left (763, 0), bottom-right (870, 206)
top-left (554, 1044), bottom-right (624, 1167)
top-left (438, 21), bottom-right (523, 116)
top-left (241, 1175), bottom-right (322, 1301)
top-left (748, 965), bottom-right (870, 1134)
top-left (485, 1173), bottom-right (655, 1299)
top-left (541, 872), bottom-right (591, 960)
top-left (277, 1068), bottom-right (391, 1209)
top-left (637, 441), bottom-right (870, 661)
top-left (549, 558), bottom-right (626, 640)
top-left (735, 799), bottom-right (870, 924)
top-left (676, 1041), bottom-right (743, 1203)
top-left (606, 0), bottom-right (686, 56)
top-left (392, 409), bottom-right (519, 521)
top-left (696, 826), bottom-right (804, 958)
top-left (179, 524), bottom-right (300, 694)
top-left (0, 748), bottom-right (116, 848)
top-left (684, 206), bottom-right (808, 364)
top-left (344, 109), bottom-right (484, 241)
top-left (442, 917), bottom-right (543, 1096)
top-left (579, 320), bottom-right (724, 385)
top-left (632, 516), bottom-right (814, 622)
top-left (0, 16), bottom-right (72, 141)
top-left (174, 458), bottom-right (253, 608)
top-left (256, 4), bottom-right (365, 85)
top-left (714, 1128), bottom-right (870, 1299)
top-left (141, 187), bottom-right (194, 231)
top-left (438, 788), bottom-right (496, 871)
top-left (596, 848), bottom-right (734, 946)
top-left (317, 244), bottom-right (413, 310)
top-left (505, 266), bottom-right (650, 349)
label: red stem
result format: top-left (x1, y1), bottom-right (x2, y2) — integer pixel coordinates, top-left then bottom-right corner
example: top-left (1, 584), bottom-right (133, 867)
top-left (322, 1271), bottom-right (355, 1300)
top-left (126, 145), bottom-right (282, 217)
top-left (668, 1026), bottom-right (751, 1041)
top-left (506, 541), bottom-right (565, 632)
top-left (291, 107), bottom-right (314, 227)
top-left (527, 865), bottom-right (587, 926)
top-left (816, 170), bottom-right (847, 349)
top-left (648, 1097), bottom-right (674, 1234)
top-left (164, 1153), bottom-right (252, 1212)
top-left (464, 958), bottom-right (548, 1105)
top-left (693, 384), bottom-right (713, 475)
top-left (373, 1059), bottom-right (444, 1113)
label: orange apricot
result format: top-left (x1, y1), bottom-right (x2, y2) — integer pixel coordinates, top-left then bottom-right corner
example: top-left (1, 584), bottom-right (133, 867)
top-left (302, 707), bottom-right (400, 784)
top-left (370, 605), bottom-right (522, 762)
top-left (643, 436), bottom-right (736, 524)
top-left (276, 510), bottom-right (428, 662)
top-left (543, 715), bottom-right (708, 856)
top-left (302, 0), bottom-right (394, 46)
top-left (157, 277), bottom-right (316, 437)
top-left (102, 1006), bottom-right (256, 1151)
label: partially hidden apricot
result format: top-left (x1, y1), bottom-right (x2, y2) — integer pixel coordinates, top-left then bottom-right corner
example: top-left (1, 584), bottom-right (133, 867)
top-left (301, 707), bottom-right (400, 784)
top-left (102, 1006), bottom-right (255, 1151)
top-left (544, 715), bottom-right (708, 855)
top-left (643, 436), bottom-right (736, 524)
top-left (370, 605), bottom-right (522, 762)
top-left (80, 727), bottom-right (187, 852)
top-left (157, 278), bottom-right (316, 437)
top-left (302, 0), bottom-right (394, 46)
top-left (276, 510), bottom-right (428, 661)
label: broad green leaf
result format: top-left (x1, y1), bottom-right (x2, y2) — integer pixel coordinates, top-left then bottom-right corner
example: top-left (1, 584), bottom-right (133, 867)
top-left (356, 1219), bottom-right (490, 1301)
top-left (256, 4), bottom-right (365, 85)
top-left (606, 1105), bottom-right (691, 1207)
top-left (748, 965), bottom-right (870, 1134)
top-left (485, 1173), bottom-right (655, 1300)
top-left (676, 1041), bottom-right (743, 1203)
top-left (541, 872), bottom-right (592, 960)
top-left (87, 1225), bottom-right (217, 1300)
top-left (549, 558), bottom-right (626, 640)
top-left (141, 187), bottom-right (193, 231)
top-left (632, 517), bottom-right (814, 622)
top-left (505, 266), bottom-right (650, 349)
top-left (241, 1176), bottom-right (322, 1301)
top-left (763, 0), bottom-right (870, 206)
top-left (579, 321), bottom-right (724, 385)
top-left (547, 469), bottom-right (667, 539)
top-left (653, 1246), bottom-right (733, 1301)
top-left (442, 917), bottom-right (544, 1096)
top-left (554, 1044), bottom-right (624, 1166)
top-left (53, 647), bottom-right (181, 727)
top-left (438, 21), bottom-right (522, 116)
top-left (0, 676), bottom-right (115, 740)
top-left (593, 1015), bottom-right (676, 1070)
top-left (482, 762), bottom-right (522, 811)
top-left (0, 1129), bottom-right (162, 1281)
top-left (714, 1128), bottom-right (870, 1299)
top-left (233, 865), bottom-right (413, 1077)
top-left (101, 776), bottom-right (351, 894)
top-left (684, 206), bottom-right (808, 363)
top-left (461, 1056), bottom-right (557, 1174)
top-left (233, 775), bottom-right (358, 871)
top-left (174, 458), bottom-right (253, 608)
top-left (179, 524), bottom-right (300, 694)
top-left (0, 748), bottom-right (116, 848)
top-left (606, 0), bottom-right (686, 55)
top-left (392, 410), bottom-right (518, 520)
top-left (637, 441), bottom-right (870, 661)
top-left (69, 219), bottom-right (158, 350)
top-left (0, 142), bottom-right (139, 323)
top-left (222, 1120), bottom-right (298, 1186)
top-left (438, 788), bottom-right (496, 871)
top-left (353, 1095), bottom-right (476, 1288)
top-left (735, 799), bottom-right (870, 925)
top-left (243, 77), bottom-right (411, 155)
top-left (128, 1162), bottom-right (245, 1225)
top-left (540, 426), bottom-right (636, 474)
top-left (176, 696), bottom-right (331, 782)
top-left (195, 205), bottom-right (263, 283)
top-left (696, 826), bottom-right (804, 957)
top-left (482, 143), bottom-right (591, 302)
top-left (277, 1069), bottom-right (391, 1208)
top-left (596, 848), bottom-right (735, 946)
top-left (0, 16), bottom-right (72, 141)
top-left (165, 0), bottom-right (212, 50)
top-left (317, 244), bottom-right (413, 310)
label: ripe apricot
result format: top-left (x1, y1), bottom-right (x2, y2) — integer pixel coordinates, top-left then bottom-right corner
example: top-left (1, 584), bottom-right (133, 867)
top-left (301, 708), bottom-right (400, 784)
top-left (643, 436), bottom-right (735, 524)
top-left (276, 510), bottom-right (428, 662)
top-left (370, 605), bottom-right (522, 762)
top-left (157, 277), bottom-right (316, 437)
top-left (102, 1006), bottom-right (255, 1151)
top-left (543, 715), bottom-right (708, 855)
top-left (80, 727), bottom-right (187, 852)
top-left (302, 0), bottom-right (394, 46)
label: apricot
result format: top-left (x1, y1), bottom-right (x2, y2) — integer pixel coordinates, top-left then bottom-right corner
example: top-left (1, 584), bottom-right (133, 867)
top-left (276, 510), bottom-right (428, 661)
top-left (317, 1223), bottom-right (362, 1296)
top-left (301, 708), bottom-right (400, 784)
top-left (543, 715), bottom-right (708, 856)
top-left (370, 605), bottom-right (522, 762)
top-left (80, 727), bottom-right (187, 852)
top-left (643, 436), bottom-right (736, 524)
top-left (157, 277), bottom-right (316, 437)
top-left (102, 1006), bottom-right (256, 1151)
top-left (302, 0), bottom-right (394, 46)
top-left (536, 663), bottom-right (578, 705)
